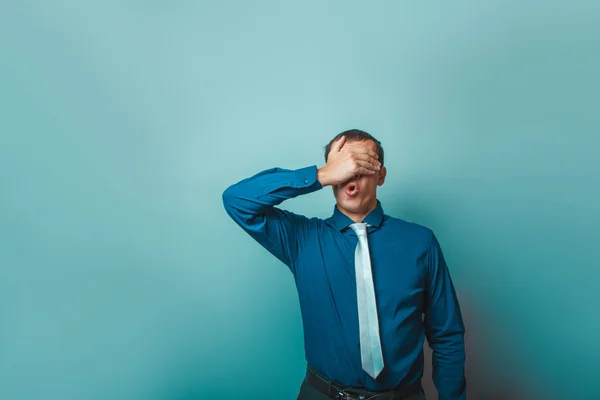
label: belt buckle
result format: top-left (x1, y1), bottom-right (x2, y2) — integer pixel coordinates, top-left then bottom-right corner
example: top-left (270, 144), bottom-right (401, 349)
top-left (334, 389), bottom-right (366, 400)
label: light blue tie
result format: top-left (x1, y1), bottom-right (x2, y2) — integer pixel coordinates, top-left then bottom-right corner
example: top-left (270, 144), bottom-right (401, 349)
top-left (349, 222), bottom-right (384, 379)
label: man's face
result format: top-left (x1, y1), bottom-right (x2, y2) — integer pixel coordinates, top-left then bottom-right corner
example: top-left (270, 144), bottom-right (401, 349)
top-left (330, 139), bottom-right (386, 215)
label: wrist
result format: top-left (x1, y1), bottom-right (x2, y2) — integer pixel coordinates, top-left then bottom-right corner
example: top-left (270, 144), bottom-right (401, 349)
top-left (317, 167), bottom-right (332, 187)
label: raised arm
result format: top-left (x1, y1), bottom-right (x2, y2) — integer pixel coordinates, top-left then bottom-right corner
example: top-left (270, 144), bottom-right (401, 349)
top-left (221, 165), bottom-right (323, 274)
top-left (423, 232), bottom-right (467, 400)
top-left (222, 135), bottom-right (380, 274)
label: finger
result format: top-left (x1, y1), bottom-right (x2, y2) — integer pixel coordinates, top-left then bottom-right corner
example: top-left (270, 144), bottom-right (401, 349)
top-left (332, 136), bottom-right (346, 152)
top-left (351, 146), bottom-right (379, 160)
top-left (358, 167), bottom-right (377, 175)
top-left (356, 159), bottom-right (380, 172)
top-left (354, 152), bottom-right (381, 166)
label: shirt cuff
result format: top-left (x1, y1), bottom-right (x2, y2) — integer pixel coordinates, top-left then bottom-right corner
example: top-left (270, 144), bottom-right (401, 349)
top-left (294, 165), bottom-right (323, 190)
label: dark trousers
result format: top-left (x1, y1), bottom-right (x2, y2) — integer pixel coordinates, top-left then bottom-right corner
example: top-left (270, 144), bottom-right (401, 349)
top-left (297, 366), bottom-right (427, 400)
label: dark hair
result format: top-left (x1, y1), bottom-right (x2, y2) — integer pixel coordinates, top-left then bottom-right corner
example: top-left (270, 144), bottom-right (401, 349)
top-left (324, 129), bottom-right (384, 166)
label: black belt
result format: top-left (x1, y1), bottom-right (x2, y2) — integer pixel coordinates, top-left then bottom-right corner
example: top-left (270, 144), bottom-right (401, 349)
top-left (305, 365), bottom-right (423, 400)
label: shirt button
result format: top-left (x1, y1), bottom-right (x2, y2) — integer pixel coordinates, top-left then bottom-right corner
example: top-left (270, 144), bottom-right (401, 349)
top-left (304, 179), bottom-right (308, 184)
top-left (357, 379), bottom-right (362, 385)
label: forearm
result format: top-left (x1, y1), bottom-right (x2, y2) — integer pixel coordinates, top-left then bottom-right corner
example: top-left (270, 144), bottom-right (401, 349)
top-left (222, 165), bottom-right (322, 221)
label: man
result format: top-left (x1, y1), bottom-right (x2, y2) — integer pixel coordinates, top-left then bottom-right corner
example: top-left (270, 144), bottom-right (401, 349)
top-left (222, 129), bottom-right (466, 400)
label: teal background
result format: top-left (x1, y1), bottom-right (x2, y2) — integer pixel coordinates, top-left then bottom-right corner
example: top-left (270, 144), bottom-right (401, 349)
top-left (1, 1), bottom-right (599, 399)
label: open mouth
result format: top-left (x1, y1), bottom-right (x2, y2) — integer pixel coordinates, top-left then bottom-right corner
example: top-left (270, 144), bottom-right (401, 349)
top-left (345, 183), bottom-right (359, 197)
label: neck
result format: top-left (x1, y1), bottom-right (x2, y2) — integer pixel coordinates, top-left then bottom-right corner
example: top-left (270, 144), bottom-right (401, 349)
top-left (338, 198), bottom-right (378, 224)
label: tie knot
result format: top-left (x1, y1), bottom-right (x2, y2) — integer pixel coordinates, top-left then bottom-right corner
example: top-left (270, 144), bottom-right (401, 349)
top-left (349, 222), bottom-right (370, 235)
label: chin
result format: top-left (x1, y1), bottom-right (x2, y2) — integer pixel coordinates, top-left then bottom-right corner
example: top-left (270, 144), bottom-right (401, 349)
top-left (338, 195), bottom-right (368, 211)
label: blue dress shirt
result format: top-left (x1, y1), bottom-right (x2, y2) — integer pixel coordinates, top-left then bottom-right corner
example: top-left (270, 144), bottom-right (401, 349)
top-left (222, 165), bottom-right (466, 400)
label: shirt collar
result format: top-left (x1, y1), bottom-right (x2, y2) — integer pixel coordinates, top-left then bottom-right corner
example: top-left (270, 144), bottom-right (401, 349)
top-left (325, 199), bottom-right (384, 231)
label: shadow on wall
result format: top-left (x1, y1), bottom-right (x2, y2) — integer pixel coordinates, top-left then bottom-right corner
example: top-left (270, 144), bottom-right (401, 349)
top-left (421, 295), bottom-right (544, 400)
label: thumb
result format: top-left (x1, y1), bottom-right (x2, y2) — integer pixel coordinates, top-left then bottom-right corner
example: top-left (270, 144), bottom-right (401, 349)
top-left (331, 135), bottom-right (346, 152)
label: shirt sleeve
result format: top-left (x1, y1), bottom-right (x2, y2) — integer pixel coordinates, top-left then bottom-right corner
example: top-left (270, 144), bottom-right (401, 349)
top-left (423, 232), bottom-right (467, 400)
top-left (221, 165), bottom-right (323, 274)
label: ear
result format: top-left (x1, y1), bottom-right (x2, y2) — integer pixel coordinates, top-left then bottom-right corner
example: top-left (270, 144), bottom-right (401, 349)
top-left (377, 166), bottom-right (387, 186)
